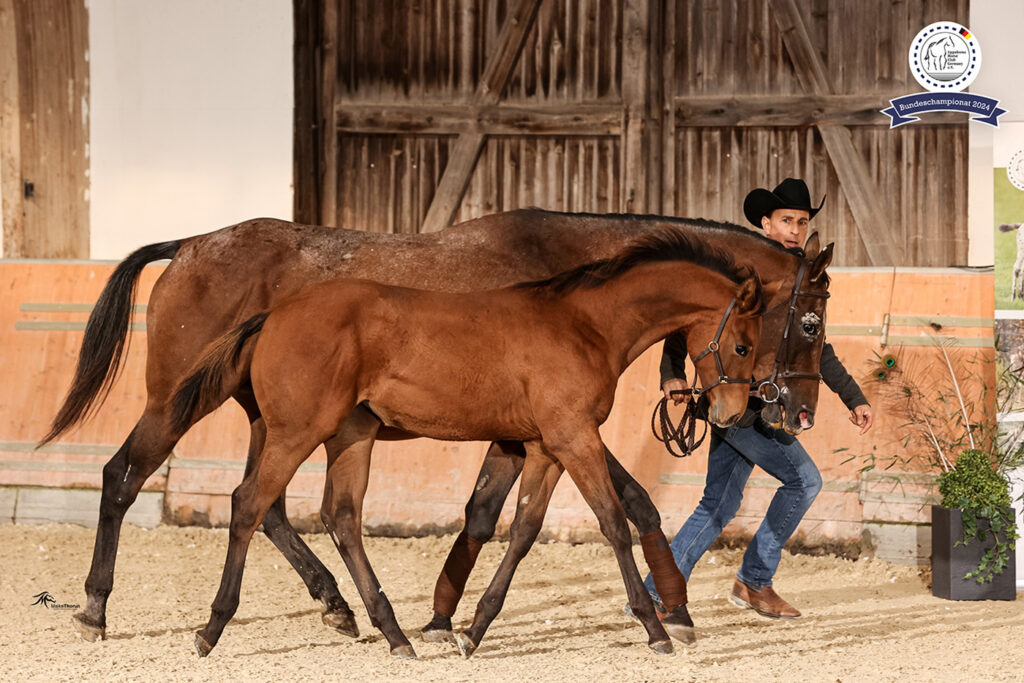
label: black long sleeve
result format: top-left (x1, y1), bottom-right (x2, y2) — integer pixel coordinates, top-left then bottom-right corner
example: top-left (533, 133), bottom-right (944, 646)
top-left (659, 332), bottom-right (689, 386)
top-left (819, 342), bottom-right (869, 410)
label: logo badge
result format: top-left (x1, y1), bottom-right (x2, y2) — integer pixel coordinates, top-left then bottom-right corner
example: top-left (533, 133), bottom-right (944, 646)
top-left (881, 22), bottom-right (1005, 128)
top-left (910, 22), bottom-right (980, 91)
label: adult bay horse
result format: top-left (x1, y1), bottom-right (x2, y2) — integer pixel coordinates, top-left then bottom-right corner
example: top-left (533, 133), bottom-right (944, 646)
top-left (43, 209), bottom-right (829, 643)
top-left (168, 229), bottom-right (767, 657)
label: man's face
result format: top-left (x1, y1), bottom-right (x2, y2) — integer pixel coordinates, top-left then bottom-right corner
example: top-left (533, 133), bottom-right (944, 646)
top-left (760, 208), bottom-right (810, 249)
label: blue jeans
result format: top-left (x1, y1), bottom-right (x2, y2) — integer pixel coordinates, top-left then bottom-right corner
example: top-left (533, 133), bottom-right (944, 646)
top-left (644, 418), bottom-right (822, 596)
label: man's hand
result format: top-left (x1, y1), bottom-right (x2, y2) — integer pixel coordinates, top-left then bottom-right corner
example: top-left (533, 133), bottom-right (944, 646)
top-left (662, 378), bottom-right (690, 405)
top-left (849, 404), bottom-right (873, 435)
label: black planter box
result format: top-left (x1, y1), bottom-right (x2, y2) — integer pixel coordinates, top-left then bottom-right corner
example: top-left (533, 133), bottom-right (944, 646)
top-left (931, 505), bottom-right (1017, 601)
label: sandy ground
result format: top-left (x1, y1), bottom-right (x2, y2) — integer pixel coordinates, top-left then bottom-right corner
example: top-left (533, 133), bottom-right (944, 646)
top-left (3, 524), bottom-right (1023, 682)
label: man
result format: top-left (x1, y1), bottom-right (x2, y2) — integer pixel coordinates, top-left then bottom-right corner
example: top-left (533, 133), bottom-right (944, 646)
top-left (644, 178), bottom-right (873, 619)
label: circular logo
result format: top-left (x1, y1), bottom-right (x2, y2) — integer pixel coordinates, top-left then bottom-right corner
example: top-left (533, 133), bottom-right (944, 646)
top-left (909, 22), bottom-right (981, 92)
top-left (1009, 149), bottom-right (1024, 193)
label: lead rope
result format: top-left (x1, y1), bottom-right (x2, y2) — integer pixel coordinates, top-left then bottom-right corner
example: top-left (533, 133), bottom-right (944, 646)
top-left (650, 393), bottom-right (708, 458)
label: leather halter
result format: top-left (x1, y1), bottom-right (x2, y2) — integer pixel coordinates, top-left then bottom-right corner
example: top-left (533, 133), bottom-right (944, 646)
top-left (651, 294), bottom-right (746, 458)
top-left (755, 258), bottom-right (830, 404)
top-left (687, 296), bottom-right (752, 397)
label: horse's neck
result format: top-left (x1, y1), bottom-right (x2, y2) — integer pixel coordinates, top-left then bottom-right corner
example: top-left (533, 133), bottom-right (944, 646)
top-left (565, 262), bottom-right (738, 375)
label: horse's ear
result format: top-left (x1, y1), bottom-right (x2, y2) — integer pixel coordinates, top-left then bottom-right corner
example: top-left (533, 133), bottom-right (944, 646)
top-left (736, 274), bottom-right (766, 317)
top-left (809, 242), bottom-right (834, 282)
top-left (803, 231), bottom-right (821, 260)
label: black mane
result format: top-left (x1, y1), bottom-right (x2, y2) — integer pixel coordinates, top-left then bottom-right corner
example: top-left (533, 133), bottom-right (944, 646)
top-left (524, 208), bottom-right (802, 256)
top-left (515, 227), bottom-right (753, 294)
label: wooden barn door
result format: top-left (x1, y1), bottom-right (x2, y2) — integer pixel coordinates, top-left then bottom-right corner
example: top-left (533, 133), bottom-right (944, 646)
top-left (0, 0), bottom-right (89, 259)
top-left (295, 0), bottom-right (969, 267)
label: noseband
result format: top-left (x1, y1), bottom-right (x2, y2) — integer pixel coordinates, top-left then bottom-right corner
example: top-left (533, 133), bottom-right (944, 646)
top-left (755, 259), bottom-right (830, 404)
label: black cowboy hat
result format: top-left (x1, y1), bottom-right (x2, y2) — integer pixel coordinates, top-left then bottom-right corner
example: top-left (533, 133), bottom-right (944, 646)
top-left (742, 178), bottom-right (825, 229)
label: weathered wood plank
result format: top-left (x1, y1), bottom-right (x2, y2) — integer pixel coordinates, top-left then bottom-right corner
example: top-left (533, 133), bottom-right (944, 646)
top-left (335, 102), bottom-right (622, 135)
top-left (293, 0), bottom-right (321, 225)
top-left (13, 0), bottom-right (89, 258)
top-left (620, 0), bottom-right (648, 213)
top-left (674, 94), bottom-right (963, 127)
top-left (0, 0), bottom-right (23, 257)
top-left (420, 0), bottom-right (543, 233)
top-left (320, 0), bottom-right (339, 226)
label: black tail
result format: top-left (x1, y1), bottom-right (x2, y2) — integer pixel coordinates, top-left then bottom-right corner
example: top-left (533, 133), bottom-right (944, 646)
top-left (169, 313), bottom-right (269, 436)
top-left (40, 240), bottom-right (182, 446)
top-left (999, 223), bottom-right (1022, 233)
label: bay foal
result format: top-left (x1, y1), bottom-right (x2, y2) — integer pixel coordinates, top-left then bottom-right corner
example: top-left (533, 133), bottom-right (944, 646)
top-left (170, 230), bottom-right (766, 657)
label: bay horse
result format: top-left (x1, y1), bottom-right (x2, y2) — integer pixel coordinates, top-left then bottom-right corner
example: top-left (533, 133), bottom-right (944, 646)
top-left (43, 209), bottom-right (829, 643)
top-left (168, 229), bottom-right (767, 657)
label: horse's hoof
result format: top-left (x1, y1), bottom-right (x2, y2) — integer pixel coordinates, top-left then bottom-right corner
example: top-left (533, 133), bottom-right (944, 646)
top-left (455, 632), bottom-right (478, 658)
top-left (662, 622), bottom-right (696, 646)
top-left (661, 605), bottom-right (697, 647)
top-left (322, 607), bottom-right (360, 638)
top-left (649, 639), bottom-right (674, 655)
top-left (72, 612), bottom-right (106, 642)
top-left (194, 633), bottom-right (214, 658)
top-left (420, 627), bottom-right (455, 644)
top-left (391, 644), bottom-right (418, 660)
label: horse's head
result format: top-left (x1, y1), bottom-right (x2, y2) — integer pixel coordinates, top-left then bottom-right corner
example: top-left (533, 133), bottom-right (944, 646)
top-left (754, 232), bottom-right (834, 435)
top-left (687, 274), bottom-right (766, 428)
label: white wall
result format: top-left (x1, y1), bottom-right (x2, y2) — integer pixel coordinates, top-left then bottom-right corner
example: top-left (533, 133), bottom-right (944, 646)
top-left (88, 0), bottom-right (293, 259)
top-left (968, 0), bottom-right (1024, 266)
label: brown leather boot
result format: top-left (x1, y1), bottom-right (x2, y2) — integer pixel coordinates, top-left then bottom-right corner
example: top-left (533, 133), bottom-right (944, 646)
top-left (729, 579), bottom-right (801, 619)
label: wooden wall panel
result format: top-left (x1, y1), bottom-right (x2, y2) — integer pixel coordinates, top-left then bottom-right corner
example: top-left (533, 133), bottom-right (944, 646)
top-left (454, 135), bottom-right (621, 221)
top-left (673, 124), bottom-right (968, 267)
top-left (6, 0), bottom-right (89, 258)
top-left (298, 0), bottom-right (972, 264)
top-left (335, 133), bottom-right (454, 233)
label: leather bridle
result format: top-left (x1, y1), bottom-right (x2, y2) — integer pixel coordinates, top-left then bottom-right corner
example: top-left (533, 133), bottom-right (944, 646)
top-left (755, 259), bottom-right (830, 405)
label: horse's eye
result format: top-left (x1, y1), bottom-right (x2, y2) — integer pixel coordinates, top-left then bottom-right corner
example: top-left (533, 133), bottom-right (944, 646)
top-left (735, 345), bottom-right (749, 357)
top-left (803, 323), bottom-right (819, 336)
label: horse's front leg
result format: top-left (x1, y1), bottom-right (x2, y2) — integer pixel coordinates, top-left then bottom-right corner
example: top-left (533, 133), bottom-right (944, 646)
top-left (545, 428), bottom-right (672, 654)
top-left (455, 442), bottom-right (564, 657)
top-left (605, 448), bottom-right (694, 644)
top-left (421, 440), bottom-right (526, 642)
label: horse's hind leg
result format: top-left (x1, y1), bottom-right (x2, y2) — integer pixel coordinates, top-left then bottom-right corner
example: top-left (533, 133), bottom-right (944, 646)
top-left (234, 389), bottom-right (357, 638)
top-left (456, 442), bottom-right (563, 657)
top-left (605, 448), bottom-right (694, 645)
top-left (195, 428), bottom-right (327, 657)
top-left (421, 440), bottom-right (525, 641)
top-left (319, 407), bottom-right (416, 658)
top-left (73, 410), bottom-right (178, 641)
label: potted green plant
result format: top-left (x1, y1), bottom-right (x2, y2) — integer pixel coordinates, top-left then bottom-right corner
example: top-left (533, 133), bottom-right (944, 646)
top-left (862, 343), bottom-right (1020, 600)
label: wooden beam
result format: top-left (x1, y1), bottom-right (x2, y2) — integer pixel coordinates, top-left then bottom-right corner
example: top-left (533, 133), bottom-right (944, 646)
top-left (0, 0), bottom-right (23, 257)
top-left (334, 103), bottom-right (623, 135)
top-left (770, 0), bottom-right (901, 266)
top-left (318, 0), bottom-right (338, 226)
top-left (420, 0), bottom-right (543, 233)
top-left (674, 94), bottom-right (963, 128)
top-left (292, 0), bottom-right (321, 225)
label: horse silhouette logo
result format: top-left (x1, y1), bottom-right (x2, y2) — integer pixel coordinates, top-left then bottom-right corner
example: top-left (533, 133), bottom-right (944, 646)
top-left (30, 590), bottom-right (79, 610)
top-left (31, 591), bottom-right (57, 608)
top-left (909, 22), bottom-right (979, 91)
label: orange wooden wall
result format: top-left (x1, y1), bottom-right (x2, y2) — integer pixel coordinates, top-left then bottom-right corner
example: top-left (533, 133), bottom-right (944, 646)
top-left (0, 261), bottom-right (993, 551)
